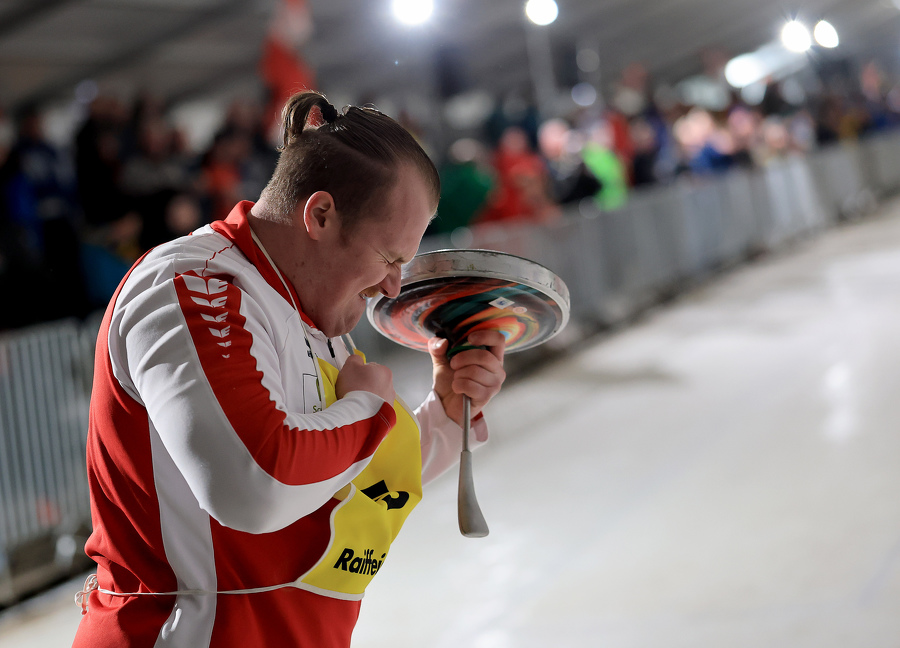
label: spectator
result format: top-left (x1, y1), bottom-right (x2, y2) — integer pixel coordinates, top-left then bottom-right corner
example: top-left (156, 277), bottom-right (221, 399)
top-left (199, 126), bottom-right (253, 223)
top-left (605, 108), bottom-right (636, 184)
top-left (673, 107), bottom-right (736, 174)
top-left (119, 116), bottom-right (194, 253)
top-left (628, 116), bottom-right (661, 186)
top-left (431, 138), bottom-right (494, 235)
top-left (483, 91), bottom-right (541, 150)
top-left (755, 116), bottom-right (792, 164)
top-left (580, 118), bottom-right (629, 211)
top-left (538, 118), bottom-right (601, 203)
top-left (0, 105), bottom-right (87, 324)
top-left (858, 60), bottom-right (899, 133)
top-left (74, 96), bottom-right (152, 309)
top-left (759, 78), bottom-right (793, 117)
top-left (75, 96), bottom-right (132, 230)
top-left (478, 125), bottom-right (559, 224)
top-left (611, 62), bottom-right (652, 119)
top-left (725, 103), bottom-right (762, 168)
top-left (219, 98), bottom-right (279, 200)
top-left (0, 106), bottom-right (14, 168)
top-left (813, 93), bottom-right (844, 145)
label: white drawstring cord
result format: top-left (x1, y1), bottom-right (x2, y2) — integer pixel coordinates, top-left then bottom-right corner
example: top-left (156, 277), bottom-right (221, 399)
top-left (75, 574), bottom-right (97, 615)
top-left (75, 572), bottom-right (299, 615)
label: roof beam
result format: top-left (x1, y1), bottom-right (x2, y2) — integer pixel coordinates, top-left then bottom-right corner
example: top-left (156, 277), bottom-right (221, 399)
top-left (18, 0), bottom-right (255, 109)
top-left (0, 0), bottom-right (83, 40)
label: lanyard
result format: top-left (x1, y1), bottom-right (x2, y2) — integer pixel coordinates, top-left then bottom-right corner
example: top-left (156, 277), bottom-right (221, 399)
top-left (249, 227), bottom-right (324, 402)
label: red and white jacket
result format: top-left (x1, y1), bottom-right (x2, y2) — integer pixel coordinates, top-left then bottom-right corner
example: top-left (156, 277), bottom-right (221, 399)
top-left (74, 202), bottom-right (487, 647)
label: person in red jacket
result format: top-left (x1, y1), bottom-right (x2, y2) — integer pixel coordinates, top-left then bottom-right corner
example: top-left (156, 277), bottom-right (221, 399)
top-left (73, 91), bottom-right (506, 647)
top-left (478, 125), bottom-right (559, 224)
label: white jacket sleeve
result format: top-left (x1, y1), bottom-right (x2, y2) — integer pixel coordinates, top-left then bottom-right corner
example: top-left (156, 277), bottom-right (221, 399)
top-left (415, 390), bottom-right (488, 485)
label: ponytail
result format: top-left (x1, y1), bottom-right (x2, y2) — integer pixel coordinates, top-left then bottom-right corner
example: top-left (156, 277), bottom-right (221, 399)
top-left (279, 91), bottom-right (339, 150)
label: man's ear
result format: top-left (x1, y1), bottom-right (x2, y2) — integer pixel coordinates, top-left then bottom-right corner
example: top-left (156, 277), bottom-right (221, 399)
top-left (302, 191), bottom-right (339, 241)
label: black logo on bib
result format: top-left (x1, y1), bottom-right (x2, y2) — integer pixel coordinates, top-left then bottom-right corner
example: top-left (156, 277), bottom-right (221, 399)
top-left (361, 480), bottom-right (409, 510)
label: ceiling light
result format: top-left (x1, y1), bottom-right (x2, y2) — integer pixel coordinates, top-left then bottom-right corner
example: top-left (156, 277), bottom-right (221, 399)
top-left (723, 42), bottom-right (808, 89)
top-left (525, 0), bottom-right (558, 26)
top-left (724, 54), bottom-right (765, 88)
top-left (814, 20), bottom-right (839, 48)
top-left (781, 20), bottom-right (812, 52)
top-left (392, 0), bottom-right (433, 25)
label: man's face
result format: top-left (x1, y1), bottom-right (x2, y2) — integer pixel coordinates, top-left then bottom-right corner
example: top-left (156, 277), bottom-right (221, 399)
top-left (306, 165), bottom-right (435, 338)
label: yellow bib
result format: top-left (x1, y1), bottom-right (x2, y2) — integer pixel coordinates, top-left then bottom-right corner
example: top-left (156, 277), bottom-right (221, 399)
top-left (296, 352), bottom-right (423, 599)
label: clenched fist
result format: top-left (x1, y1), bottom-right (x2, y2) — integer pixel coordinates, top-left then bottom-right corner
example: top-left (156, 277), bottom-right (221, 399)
top-left (335, 354), bottom-right (395, 404)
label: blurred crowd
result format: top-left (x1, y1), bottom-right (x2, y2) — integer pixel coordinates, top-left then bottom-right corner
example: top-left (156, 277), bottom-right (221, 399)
top-left (0, 94), bottom-right (278, 329)
top-left (1, 57), bottom-right (899, 331)
top-left (429, 58), bottom-right (900, 236)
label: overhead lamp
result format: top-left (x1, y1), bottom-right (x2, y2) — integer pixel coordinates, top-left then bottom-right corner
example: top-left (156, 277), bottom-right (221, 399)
top-left (525, 0), bottom-right (558, 26)
top-left (814, 20), bottom-right (839, 48)
top-left (724, 53), bottom-right (765, 88)
top-left (392, 0), bottom-right (433, 25)
top-left (723, 42), bottom-right (808, 89)
top-left (781, 20), bottom-right (812, 52)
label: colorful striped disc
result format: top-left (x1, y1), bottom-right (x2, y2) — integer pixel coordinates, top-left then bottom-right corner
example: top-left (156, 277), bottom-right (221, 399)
top-left (366, 249), bottom-right (570, 356)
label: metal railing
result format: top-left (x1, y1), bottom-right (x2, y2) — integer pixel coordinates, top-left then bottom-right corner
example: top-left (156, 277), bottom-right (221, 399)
top-left (3, 128), bottom-right (900, 604)
top-left (0, 317), bottom-right (99, 604)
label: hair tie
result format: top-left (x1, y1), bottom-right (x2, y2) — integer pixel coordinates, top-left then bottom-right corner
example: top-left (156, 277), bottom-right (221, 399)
top-left (320, 101), bottom-right (338, 123)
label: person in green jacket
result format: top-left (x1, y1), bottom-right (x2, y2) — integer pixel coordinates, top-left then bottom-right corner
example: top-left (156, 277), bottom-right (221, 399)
top-left (581, 120), bottom-right (628, 212)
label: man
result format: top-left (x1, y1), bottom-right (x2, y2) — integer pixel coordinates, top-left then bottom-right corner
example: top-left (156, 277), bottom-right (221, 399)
top-left (73, 91), bottom-right (506, 647)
